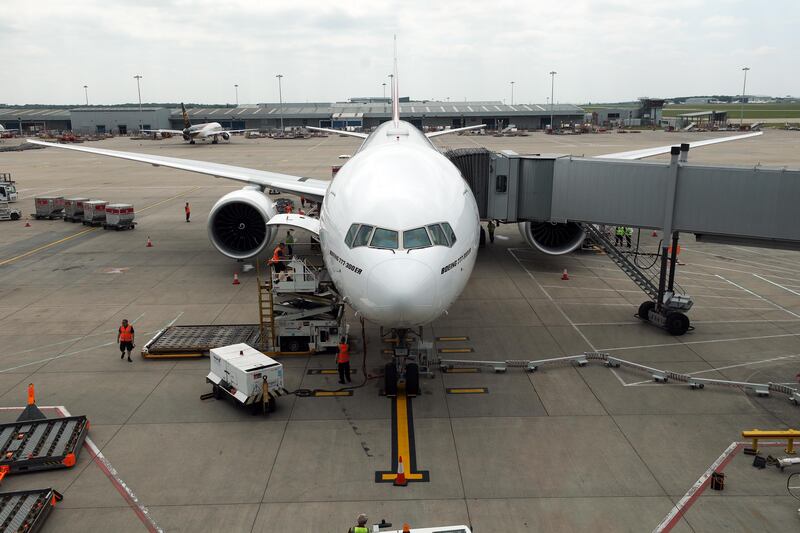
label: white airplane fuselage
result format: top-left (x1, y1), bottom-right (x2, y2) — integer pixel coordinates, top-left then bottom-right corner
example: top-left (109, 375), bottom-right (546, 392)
top-left (319, 120), bottom-right (480, 328)
top-left (185, 122), bottom-right (227, 141)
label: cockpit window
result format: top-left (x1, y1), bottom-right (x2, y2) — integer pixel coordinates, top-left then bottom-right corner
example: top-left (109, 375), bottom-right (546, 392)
top-left (353, 225), bottom-right (374, 247)
top-left (427, 224), bottom-right (449, 247)
top-left (403, 227), bottom-right (432, 249)
top-left (345, 224), bottom-right (360, 247)
top-left (370, 228), bottom-right (399, 249)
top-left (442, 222), bottom-right (457, 245)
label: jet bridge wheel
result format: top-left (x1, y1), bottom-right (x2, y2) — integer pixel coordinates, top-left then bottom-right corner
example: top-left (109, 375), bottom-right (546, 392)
top-left (637, 301), bottom-right (655, 320)
top-left (666, 311), bottom-right (690, 336)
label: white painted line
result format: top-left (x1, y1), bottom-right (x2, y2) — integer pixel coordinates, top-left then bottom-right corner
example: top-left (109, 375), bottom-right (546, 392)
top-left (684, 246), bottom-right (800, 276)
top-left (600, 332), bottom-right (800, 352)
top-left (716, 275), bottom-right (800, 318)
top-left (753, 273), bottom-right (800, 297)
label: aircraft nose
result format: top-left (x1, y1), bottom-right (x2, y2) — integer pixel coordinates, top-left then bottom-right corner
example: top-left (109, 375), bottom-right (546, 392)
top-left (367, 258), bottom-right (437, 321)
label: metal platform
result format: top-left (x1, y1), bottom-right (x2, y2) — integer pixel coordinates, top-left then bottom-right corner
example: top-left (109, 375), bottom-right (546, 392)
top-left (0, 416), bottom-right (89, 474)
top-left (141, 324), bottom-right (261, 358)
top-left (0, 488), bottom-right (62, 533)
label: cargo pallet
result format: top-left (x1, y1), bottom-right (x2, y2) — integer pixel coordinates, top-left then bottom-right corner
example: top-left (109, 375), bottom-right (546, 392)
top-left (0, 488), bottom-right (62, 533)
top-left (0, 416), bottom-right (89, 474)
top-left (142, 324), bottom-right (261, 358)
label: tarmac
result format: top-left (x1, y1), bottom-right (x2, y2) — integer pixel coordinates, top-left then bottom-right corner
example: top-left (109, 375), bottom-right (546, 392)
top-left (0, 129), bottom-right (799, 532)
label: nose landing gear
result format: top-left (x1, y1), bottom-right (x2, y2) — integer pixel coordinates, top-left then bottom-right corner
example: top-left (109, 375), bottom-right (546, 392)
top-left (383, 328), bottom-right (432, 397)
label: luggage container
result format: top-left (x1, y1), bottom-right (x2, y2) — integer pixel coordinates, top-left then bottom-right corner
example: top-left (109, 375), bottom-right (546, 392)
top-left (0, 488), bottom-right (63, 533)
top-left (63, 197), bottom-right (89, 222)
top-left (33, 196), bottom-right (64, 219)
top-left (82, 200), bottom-right (107, 226)
top-left (206, 343), bottom-right (285, 414)
top-left (103, 203), bottom-right (136, 230)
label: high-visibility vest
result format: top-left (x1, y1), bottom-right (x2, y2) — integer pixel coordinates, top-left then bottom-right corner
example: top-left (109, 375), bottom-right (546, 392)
top-left (269, 246), bottom-right (283, 264)
top-left (185, 204), bottom-right (190, 214)
top-left (350, 527), bottom-right (369, 533)
top-left (625, 227), bottom-right (633, 237)
top-left (119, 325), bottom-right (133, 342)
top-left (285, 205), bottom-right (293, 214)
top-left (337, 343), bottom-right (350, 364)
top-left (615, 227), bottom-right (625, 236)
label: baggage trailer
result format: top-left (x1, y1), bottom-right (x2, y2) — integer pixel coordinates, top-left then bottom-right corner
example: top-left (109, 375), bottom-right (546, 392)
top-left (82, 200), bottom-right (107, 226)
top-left (142, 324), bottom-right (261, 359)
top-left (206, 343), bottom-right (285, 414)
top-left (0, 415), bottom-right (89, 474)
top-left (33, 196), bottom-right (64, 219)
top-left (0, 488), bottom-right (63, 533)
top-left (63, 197), bottom-right (89, 222)
top-left (103, 203), bottom-right (136, 230)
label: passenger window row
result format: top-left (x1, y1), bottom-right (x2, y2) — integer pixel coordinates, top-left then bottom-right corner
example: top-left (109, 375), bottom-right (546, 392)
top-left (345, 222), bottom-right (457, 250)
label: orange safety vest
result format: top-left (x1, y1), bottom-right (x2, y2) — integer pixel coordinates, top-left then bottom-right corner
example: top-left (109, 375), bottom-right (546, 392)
top-left (185, 204), bottom-right (191, 214)
top-left (285, 205), bottom-right (293, 214)
top-left (269, 246), bottom-right (283, 264)
top-left (119, 325), bottom-right (133, 342)
top-left (337, 343), bottom-right (350, 364)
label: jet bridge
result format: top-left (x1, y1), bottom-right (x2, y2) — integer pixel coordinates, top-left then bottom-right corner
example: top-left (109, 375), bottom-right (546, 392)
top-left (447, 145), bottom-right (800, 334)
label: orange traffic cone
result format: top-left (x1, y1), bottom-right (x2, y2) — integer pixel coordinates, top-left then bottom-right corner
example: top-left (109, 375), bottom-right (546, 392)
top-left (651, 230), bottom-right (658, 237)
top-left (24, 221), bottom-right (31, 227)
top-left (394, 455), bottom-right (407, 486)
top-left (561, 269), bottom-right (569, 281)
top-left (232, 272), bottom-right (241, 285)
top-left (146, 236), bottom-right (153, 247)
top-left (402, 524), bottom-right (411, 533)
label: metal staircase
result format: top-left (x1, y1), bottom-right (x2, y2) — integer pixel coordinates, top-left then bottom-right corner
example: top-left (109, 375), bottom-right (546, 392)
top-left (256, 261), bottom-right (276, 352)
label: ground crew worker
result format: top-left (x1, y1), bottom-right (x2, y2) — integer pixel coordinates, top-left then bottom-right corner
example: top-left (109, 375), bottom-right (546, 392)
top-left (185, 202), bottom-right (191, 223)
top-left (337, 337), bottom-right (351, 385)
top-left (615, 226), bottom-right (625, 246)
top-left (487, 220), bottom-right (496, 243)
top-left (625, 226), bottom-right (633, 248)
top-left (268, 243), bottom-right (286, 279)
top-left (286, 229), bottom-right (294, 256)
top-left (117, 319), bottom-right (135, 362)
top-left (347, 513), bottom-right (369, 533)
top-left (284, 203), bottom-right (293, 214)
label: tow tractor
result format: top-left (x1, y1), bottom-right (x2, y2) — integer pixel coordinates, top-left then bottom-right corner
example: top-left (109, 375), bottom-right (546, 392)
top-left (0, 201), bottom-right (21, 221)
top-left (0, 174), bottom-right (18, 203)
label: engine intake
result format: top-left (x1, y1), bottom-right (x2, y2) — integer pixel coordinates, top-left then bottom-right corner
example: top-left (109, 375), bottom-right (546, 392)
top-left (518, 221), bottom-right (586, 255)
top-left (208, 189), bottom-right (276, 259)
top-left (221, 132), bottom-right (230, 141)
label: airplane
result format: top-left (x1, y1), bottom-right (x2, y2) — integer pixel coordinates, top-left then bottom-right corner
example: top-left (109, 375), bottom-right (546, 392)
top-left (27, 45), bottom-right (763, 388)
top-left (141, 103), bottom-right (257, 144)
top-left (0, 125), bottom-right (18, 136)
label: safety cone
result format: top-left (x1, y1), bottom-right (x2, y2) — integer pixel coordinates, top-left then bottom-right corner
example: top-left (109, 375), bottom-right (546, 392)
top-left (18, 383), bottom-right (45, 422)
top-left (24, 221), bottom-right (31, 227)
top-left (146, 236), bottom-right (153, 247)
top-left (402, 524), bottom-right (411, 533)
top-left (651, 230), bottom-right (658, 237)
top-left (232, 272), bottom-right (241, 285)
top-left (561, 269), bottom-right (569, 281)
top-left (393, 455), bottom-right (407, 486)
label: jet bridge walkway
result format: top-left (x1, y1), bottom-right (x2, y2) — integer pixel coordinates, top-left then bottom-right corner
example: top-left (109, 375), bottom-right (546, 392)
top-left (447, 142), bottom-right (800, 335)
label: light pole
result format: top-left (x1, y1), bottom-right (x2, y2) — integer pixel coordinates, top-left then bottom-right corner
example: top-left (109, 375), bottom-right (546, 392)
top-left (382, 82), bottom-right (386, 100)
top-left (83, 85), bottom-right (88, 106)
top-left (133, 75), bottom-right (143, 132)
top-left (234, 84), bottom-right (239, 106)
top-left (510, 81), bottom-right (515, 106)
top-left (549, 71), bottom-right (557, 130)
top-left (276, 74), bottom-right (284, 132)
top-left (740, 67), bottom-right (750, 126)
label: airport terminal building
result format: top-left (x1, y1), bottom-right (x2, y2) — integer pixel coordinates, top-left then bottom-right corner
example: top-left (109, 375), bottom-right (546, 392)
top-left (1, 99), bottom-right (586, 134)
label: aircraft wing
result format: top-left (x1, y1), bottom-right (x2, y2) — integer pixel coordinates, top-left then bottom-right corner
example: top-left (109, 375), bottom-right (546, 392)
top-left (595, 131), bottom-right (762, 160)
top-left (425, 124), bottom-right (486, 138)
top-left (141, 129), bottom-right (184, 135)
top-left (306, 126), bottom-right (368, 139)
top-left (26, 140), bottom-right (329, 200)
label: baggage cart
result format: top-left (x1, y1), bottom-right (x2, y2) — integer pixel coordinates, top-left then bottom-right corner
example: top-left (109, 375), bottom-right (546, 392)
top-left (103, 203), bottom-right (136, 230)
top-left (82, 200), bottom-right (107, 226)
top-left (0, 488), bottom-right (63, 533)
top-left (33, 196), bottom-right (64, 219)
top-left (63, 197), bottom-right (89, 222)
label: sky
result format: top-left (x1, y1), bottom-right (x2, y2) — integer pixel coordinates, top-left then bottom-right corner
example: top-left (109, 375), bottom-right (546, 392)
top-left (0, 0), bottom-right (797, 106)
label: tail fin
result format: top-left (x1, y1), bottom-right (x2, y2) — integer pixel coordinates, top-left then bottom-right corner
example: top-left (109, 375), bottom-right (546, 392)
top-left (391, 36), bottom-right (400, 126)
top-left (181, 103), bottom-right (191, 129)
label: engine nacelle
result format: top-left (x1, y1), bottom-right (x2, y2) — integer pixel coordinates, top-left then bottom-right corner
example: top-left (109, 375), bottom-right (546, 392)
top-left (208, 188), bottom-right (277, 259)
top-left (221, 132), bottom-right (230, 141)
top-left (518, 221), bottom-right (586, 255)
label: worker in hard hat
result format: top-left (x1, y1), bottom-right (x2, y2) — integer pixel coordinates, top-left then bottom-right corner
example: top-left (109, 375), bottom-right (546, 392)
top-left (615, 226), bottom-right (624, 246)
top-left (487, 220), bottom-right (496, 244)
top-left (337, 337), bottom-right (351, 385)
top-left (625, 227), bottom-right (633, 248)
top-left (347, 513), bottom-right (369, 533)
top-left (116, 319), bottom-right (135, 362)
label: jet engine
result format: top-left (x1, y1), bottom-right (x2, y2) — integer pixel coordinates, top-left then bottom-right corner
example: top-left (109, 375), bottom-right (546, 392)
top-left (183, 132), bottom-right (191, 141)
top-left (518, 221), bottom-right (586, 255)
top-left (208, 188), bottom-right (277, 259)
top-left (221, 132), bottom-right (230, 141)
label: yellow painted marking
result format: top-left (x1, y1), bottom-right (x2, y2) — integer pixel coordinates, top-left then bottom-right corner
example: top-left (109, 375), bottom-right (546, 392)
top-left (447, 388), bottom-right (488, 394)
top-left (0, 186), bottom-right (200, 267)
top-left (436, 336), bottom-right (469, 342)
top-left (438, 347), bottom-right (474, 353)
top-left (382, 349), bottom-right (394, 354)
top-left (313, 391), bottom-right (351, 397)
top-left (380, 472), bottom-right (425, 481)
top-left (319, 369), bottom-right (338, 375)
top-left (381, 390), bottom-right (425, 480)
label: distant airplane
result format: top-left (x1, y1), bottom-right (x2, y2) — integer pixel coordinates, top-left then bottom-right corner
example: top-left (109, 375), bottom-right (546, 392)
top-left (0, 125), bottom-right (18, 136)
top-left (142, 103), bottom-right (256, 144)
